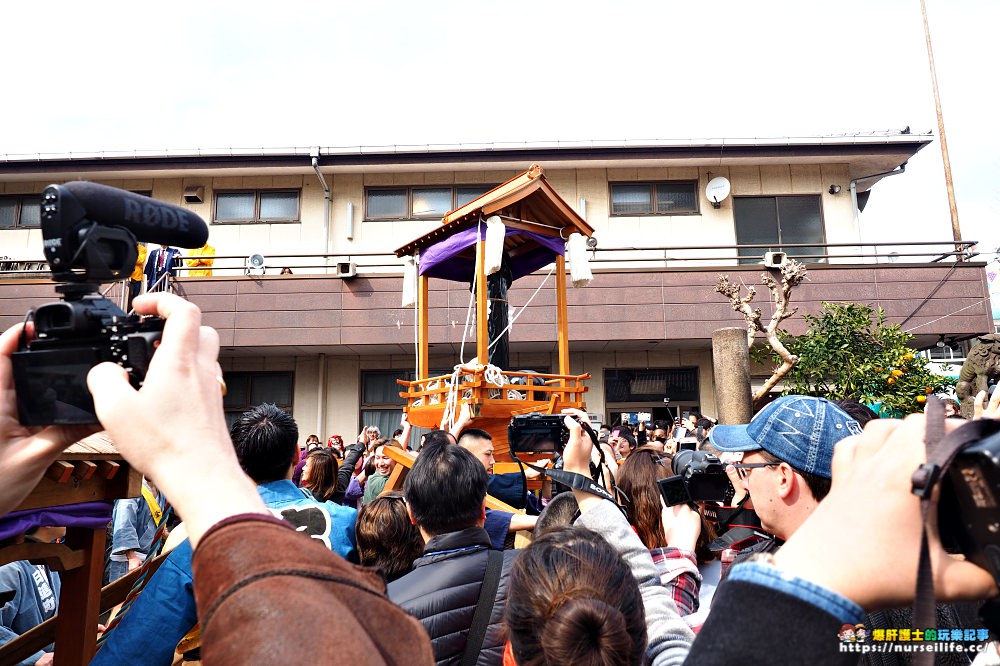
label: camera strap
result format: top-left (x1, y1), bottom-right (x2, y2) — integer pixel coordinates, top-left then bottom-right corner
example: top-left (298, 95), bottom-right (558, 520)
top-left (910, 398), bottom-right (1000, 664)
top-left (513, 457), bottom-right (619, 504)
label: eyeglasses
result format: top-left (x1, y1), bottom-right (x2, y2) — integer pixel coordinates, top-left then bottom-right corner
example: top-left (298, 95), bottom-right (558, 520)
top-left (727, 461), bottom-right (781, 479)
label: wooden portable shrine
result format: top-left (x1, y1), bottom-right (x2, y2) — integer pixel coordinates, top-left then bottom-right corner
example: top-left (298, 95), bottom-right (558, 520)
top-left (394, 165), bottom-right (594, 456)
top-left (0, 433), bottom-right (143, 666)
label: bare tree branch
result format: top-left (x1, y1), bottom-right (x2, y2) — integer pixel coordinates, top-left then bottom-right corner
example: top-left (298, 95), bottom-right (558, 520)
top-left (716, 259), bottom-right (809, 409)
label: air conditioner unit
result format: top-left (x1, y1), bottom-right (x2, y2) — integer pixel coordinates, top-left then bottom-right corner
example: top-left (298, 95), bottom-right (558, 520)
top-left (336, 261), bottom-right (357, 278)
top-left (246, 253), bottom-right (266, 275)
top-left (762, 251), bottom-right (786, 268)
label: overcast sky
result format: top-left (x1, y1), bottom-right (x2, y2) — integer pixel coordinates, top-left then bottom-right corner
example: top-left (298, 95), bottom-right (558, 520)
top-left (3, 0), bottom-right (997, 263)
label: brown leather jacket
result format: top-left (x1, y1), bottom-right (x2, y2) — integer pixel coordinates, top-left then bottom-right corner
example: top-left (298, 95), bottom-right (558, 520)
top-left (192, 514), bottom-right (434, 665)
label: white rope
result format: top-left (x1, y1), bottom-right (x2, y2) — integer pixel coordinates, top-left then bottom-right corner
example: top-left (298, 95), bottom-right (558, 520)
top-left (903, 295), bottom-right (995, 333)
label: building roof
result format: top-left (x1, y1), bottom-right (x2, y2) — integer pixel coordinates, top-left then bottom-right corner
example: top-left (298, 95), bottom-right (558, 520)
top-left (0, 132), bottom-right (932, 187)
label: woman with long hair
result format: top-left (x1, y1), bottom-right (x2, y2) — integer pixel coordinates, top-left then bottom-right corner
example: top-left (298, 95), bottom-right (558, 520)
top-left (355, 492), bottom-right (423, 582)
top-left (504, 411), bottom-right (693, 665)
top-left (301, 448), bottom-right (340, 503)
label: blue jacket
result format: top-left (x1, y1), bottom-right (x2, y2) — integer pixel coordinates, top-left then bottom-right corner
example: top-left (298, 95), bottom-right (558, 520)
top-left (0, 560), bottom-right (61, 666)
top-left (93, 480), bottom-right (357, 666)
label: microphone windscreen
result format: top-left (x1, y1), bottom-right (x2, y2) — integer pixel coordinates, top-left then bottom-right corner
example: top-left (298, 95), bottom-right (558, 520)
top-left (61, 181), bottom-right (209, 248)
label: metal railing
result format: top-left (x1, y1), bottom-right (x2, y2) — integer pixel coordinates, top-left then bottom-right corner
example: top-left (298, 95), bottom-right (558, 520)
top-left (0, 240), bottom-right (981, 280)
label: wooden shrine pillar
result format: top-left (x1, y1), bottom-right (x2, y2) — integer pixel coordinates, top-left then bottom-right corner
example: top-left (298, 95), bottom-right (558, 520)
top-left (53, 527), bottom-right (105, 666)
top-left (417, 274), bottom-right (429, 379)
top-left (555, 254), bottom-right (570, 384)
top-left (476, 240), bottom-right (489, 364)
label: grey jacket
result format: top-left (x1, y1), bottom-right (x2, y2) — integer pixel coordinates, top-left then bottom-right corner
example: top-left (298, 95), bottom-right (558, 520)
top-left (575, 500), bottom-right (695, 666)
top-left (0, 560), bottom-right (61, 665)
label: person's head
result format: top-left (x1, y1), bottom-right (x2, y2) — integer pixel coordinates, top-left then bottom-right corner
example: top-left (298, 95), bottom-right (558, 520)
top-left (533, 492), bottom-right (580, 539)
top-left (305, 434), bottom-right (320, 448)
top-left (609, 427), bottom-right (637, 459)
top-left (280, 267), bottom-right (293, 275)
top-left (505, 527), bottom-right (647, 666)
top-left (229, 403), bottom-right (299, 483)
top-left (356, 493), bottom-right (424, 582)
top-left (373, 441), bottom-right (399, 477)
top-left (419, 430), bottom-right (456, 449)
top-left (833, 399), bottom-right (879, 427)
top-left (403, 440), bottom-right (487, 538)
top-left (457, 428), bottom-right (495, 474)
top-left (302, 449), bottom-right (340, 502)
top-left (365, 425), bottom-right (381, 442)
top-left (328, 435), bottom-right (344, 449)
top-left (941, 398), bottom-right (961, 418)
top-left (709, 395), bottom-right (861, 539)
top-left (684, 412), bottom-right (702, 430)
top-left (616, 447), bottom-right (672, 549)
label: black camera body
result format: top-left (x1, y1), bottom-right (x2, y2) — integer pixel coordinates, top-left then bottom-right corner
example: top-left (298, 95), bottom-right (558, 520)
top-left (10, 182), bottom-right (207, 425)
top-left (658, 449), bottom-right (735, 506)
top-left (937, 419), bottom-right (1000, 581)
top-left (508, 413), bottom-right (572, 454)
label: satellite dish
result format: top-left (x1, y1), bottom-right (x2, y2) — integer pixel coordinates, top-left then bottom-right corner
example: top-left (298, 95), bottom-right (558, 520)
top-left (705, 177), bottom-right (731, 209)
top-left (246, 253), bottom-right (266, 275)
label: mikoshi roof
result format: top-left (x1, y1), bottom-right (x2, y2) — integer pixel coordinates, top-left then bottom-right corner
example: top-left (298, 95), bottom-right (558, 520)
top-left (394, 164), bottom-right (594, 283)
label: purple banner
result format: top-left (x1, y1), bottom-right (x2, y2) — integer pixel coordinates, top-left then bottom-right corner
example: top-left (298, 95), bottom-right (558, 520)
top-left (0, 501), bottom-right (113, 541)
top-left (418, 222), bottom-right (565, 282)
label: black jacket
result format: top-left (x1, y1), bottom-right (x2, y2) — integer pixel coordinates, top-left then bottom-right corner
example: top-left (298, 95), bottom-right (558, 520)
top-left (334, 442), bottom-right (366, 503)
top-left (387, 527), bottom-right (515, 666)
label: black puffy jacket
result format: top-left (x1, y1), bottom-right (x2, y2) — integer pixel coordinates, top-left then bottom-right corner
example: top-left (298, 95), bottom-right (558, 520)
top-left (387, 527), bottom-right (515, 666)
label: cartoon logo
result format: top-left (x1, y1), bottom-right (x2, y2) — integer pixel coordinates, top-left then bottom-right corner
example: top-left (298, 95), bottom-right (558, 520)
top-left (854, 624), bottom-right (868, 642)
top-left (839, 624), bottom-right (856, 643)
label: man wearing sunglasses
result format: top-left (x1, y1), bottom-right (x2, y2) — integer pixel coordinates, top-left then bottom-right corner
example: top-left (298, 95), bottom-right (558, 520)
top-left (709, 395), bottom-right (862, 546)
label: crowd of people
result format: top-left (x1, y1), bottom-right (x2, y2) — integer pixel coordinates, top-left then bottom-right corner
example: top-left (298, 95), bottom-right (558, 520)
top-left (2, 291), bottom-right (1000, 665)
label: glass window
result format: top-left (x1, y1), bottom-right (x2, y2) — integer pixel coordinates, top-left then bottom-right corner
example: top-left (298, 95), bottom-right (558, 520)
top-left (259, 191), bottom-right (299, 220)
top-left (214, 191), bottom-right (300, 224)
top-left (610, 182), bottom-right (698, 215)
top-left (611, 184), bottom-right (651, 215)
top-left (222, 371), bottom-right (294, 429)
top-left (366, 189), bottom-right (408, 219)
top-left (410, 188), bottom-right (453, 218)
top-left (734, 196), bottom-right (825, 265)
top-left (456, 186), bottom-right (491, 207)
top-left (0, 196), bottom-right (42, 228)
top-left (365, 185), bottom-right (499, 221)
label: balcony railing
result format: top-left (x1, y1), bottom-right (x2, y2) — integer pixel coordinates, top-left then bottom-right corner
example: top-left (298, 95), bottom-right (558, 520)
top-left (0, 240), bottom-right (980, 280)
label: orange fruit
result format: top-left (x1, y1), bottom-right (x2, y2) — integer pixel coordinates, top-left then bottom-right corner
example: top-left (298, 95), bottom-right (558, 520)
top-left (916, 395), bottom-right (927, 403)
top-left (887, 377), bottom-right (896, 385)
top-left (891, 369), bottom-right (904, 377)
top-left (925, 387), bottom-right (933, 394)
top-left (903, 353), bottom-right (915, 361)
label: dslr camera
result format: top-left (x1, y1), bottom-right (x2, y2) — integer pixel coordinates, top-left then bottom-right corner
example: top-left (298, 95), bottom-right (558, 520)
top-left (658, 449), bottom-right (735, 506)
top-left (508, 413), bottom-right (573, 454)
top-left (937, 418), bottom-right (1000, 582)
top-left (10, 182), bottom-right (207, 425)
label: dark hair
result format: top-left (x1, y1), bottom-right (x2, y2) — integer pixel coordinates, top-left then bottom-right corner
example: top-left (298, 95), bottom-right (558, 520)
top-left (687, 412), bottom-right (702, 421)
top-left (695, 418), bottom-right (713, 431)
top-left (533, 492), bottom-right (580, 539)
top-left (356, 493), bottom-right (424, 582)
top-left (759, 449), bottom-right (831, 501)
top-left (420, 430), bottom-right (456, 449)
top-left (616, 448), bottom-right (670, 549)
top-left (403, 441), bottom-right (486, 536)
top-left (505, 527), bottom-right (646, 666)
top-left (457, 427), bottom-right (493, 444)
top-left (302, 449), bottom-right (340, 502)
top-left (833, 399), bottom-right (879, 427)
top-left (229, 403), bottom-right (298, 483)
top-left (391, 428), bottom-right (404, 439)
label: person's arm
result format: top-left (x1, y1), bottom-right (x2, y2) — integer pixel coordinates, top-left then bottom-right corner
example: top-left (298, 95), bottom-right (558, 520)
top-left (448, 402), bottom-right (472, 438)
top-left (91, 545), bottom-right (198, 666)
top-left (0, 568), bottom-right (49, 666)
top-left (337, 445), bottom-right (363, 493)
top-left (87, 293), bottom-right (268, 549)
top-left (396, 415), bottom-right (411, 449)
top-left (561, 410), bottom-right (694, 665)
top-left (974, 388), bottom-right (1000, 420)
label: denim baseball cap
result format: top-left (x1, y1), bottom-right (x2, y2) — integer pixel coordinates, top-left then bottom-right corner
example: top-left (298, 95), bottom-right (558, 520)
top-left (708, 395), bottom-right (862, 479)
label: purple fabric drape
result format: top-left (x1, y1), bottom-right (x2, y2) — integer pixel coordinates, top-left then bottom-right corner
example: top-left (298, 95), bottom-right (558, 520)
top-left (418, 223), bottom-right (565, 282)
top-left (0, 501), bottom-right (114, 541)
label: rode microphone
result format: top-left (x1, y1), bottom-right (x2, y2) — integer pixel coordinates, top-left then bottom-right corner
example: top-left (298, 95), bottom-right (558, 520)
top-left (40, 182), bottom-right (209, 283)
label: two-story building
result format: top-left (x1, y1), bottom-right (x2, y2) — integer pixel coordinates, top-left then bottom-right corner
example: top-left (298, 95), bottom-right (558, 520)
top-left (1, 133), bottom-right (992, 439)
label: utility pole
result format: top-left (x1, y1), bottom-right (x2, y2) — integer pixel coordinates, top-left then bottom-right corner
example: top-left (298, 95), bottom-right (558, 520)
top-left (920, 0), bottom-right (963, 250)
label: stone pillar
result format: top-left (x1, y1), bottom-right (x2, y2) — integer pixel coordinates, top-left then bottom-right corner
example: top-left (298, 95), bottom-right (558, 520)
top-left (712, 327), bottom-right (753, 425)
